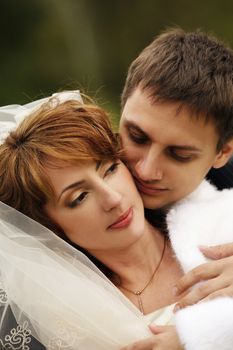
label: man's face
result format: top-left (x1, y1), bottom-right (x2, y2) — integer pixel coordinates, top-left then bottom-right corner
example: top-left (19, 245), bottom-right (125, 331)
top-left (119, 88), bottom-right (226, 209)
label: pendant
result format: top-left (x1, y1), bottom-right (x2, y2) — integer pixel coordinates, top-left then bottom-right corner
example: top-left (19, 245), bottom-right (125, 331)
top-left (135, 291), bottom-right (144, 315)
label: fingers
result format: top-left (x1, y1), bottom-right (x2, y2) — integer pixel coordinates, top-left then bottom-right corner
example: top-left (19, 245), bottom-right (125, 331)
top-left (198, 286), bottom-right (233, 303)
top-left (174, 277), bottom-right (230, 311)
top-left (199, 242), bottom-right (233, 259)
top-left (121, 326), bottom-right (176, 350)
top-left (173, 262), bottom-right (219, 296)
top-left (149, 325), bottom-right (173, 334)
top-left (121, 337), bottom-right (156, 350)
top-left (174, 255), bottom-right (233, 308)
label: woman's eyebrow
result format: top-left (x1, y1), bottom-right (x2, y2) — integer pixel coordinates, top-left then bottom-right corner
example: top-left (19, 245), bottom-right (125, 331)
top-left (58, 161), bottom-right (102, 201)
top-left (58, 180), bottom-right (85, 201)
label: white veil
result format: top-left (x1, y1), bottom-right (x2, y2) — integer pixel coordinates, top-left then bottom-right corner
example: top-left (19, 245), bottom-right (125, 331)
top-left (0, 91), bottom-right (151, 349)
top-left (0, 201), bottom-right (150, 349)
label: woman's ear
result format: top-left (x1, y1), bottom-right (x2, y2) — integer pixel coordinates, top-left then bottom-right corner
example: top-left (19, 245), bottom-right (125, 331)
top-left (213, 139), bottom-right (233, 169)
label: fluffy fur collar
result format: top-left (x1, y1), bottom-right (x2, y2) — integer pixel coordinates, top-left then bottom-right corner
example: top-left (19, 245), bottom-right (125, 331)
top-left (167, 180), bottom-right (233, 272)
top-left (166, 180), bottom-right (233, 350)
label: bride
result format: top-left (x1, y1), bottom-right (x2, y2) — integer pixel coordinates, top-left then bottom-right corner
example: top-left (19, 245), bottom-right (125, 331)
top-left (0, 91), bottom-right (233, 350)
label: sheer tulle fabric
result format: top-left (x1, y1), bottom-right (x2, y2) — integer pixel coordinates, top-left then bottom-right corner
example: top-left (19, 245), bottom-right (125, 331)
top-left (0, 90), bottom-right (84, 145)
top-left (0, 202), bottom-right (150, 349)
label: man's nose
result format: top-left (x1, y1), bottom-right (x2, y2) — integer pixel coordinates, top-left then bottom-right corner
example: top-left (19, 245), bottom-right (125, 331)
top-left (135, 150), bottom-right (163, 182)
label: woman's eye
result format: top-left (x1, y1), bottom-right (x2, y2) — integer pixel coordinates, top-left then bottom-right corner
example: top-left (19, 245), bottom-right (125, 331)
top-left (105, 162), bottom-right (120, 176)
top-left (68, 192), bottom-right (88, 208)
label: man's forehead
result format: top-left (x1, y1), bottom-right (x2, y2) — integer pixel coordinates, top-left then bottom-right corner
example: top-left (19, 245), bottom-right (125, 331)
top-left (122, 87), bottom-right (210, 123)
top-left (121, 89), bottom-right (219, 148)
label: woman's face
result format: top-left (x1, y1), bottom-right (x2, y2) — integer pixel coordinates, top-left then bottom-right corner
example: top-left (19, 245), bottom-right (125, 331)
top-left (44, 160), bottom-right (145, 256)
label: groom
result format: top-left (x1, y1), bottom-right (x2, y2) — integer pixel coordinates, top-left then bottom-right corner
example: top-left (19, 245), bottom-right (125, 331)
top-left (119, 28), bottom-right (233, 308)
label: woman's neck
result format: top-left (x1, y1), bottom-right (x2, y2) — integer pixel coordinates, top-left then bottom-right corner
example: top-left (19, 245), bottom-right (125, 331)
top-left (88, 220), bottom-right (183, 315)
top-left (91, 221), bottom-right (165, 289)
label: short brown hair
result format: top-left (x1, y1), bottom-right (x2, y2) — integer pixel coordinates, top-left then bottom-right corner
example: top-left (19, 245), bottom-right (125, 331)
top-left (121, 28), bottom-right (233, 149)
top-left (0, 99), bottom-right (120, 234)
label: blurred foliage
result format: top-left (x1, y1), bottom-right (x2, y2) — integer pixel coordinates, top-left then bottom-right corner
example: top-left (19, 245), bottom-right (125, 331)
top-left (1, 0), bottom-right (233, 121)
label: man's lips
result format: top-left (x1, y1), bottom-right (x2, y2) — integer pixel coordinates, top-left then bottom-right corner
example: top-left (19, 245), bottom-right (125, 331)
top-left (134, 177), bottom-right (168, 195)
top-left (108, 207), bottom-right (133, 229)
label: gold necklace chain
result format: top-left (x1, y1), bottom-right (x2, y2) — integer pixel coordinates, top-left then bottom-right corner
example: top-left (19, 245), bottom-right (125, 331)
top-left (120, 236), bottom-right (166, 315)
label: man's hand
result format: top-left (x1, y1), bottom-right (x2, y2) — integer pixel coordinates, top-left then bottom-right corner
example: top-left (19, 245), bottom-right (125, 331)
top-left (173, 243), bottom-right (233, 311)
top-left (121, 325), bottom-right (183, 350)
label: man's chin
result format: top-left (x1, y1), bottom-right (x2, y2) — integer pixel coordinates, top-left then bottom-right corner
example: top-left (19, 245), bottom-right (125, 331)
top-left (142, 196), bottom-right (166, 210)
top-left (141, 194), bottom-right (175, 211)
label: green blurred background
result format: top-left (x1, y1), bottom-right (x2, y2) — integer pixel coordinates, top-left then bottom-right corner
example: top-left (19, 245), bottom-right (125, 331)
top-left (1, 0), bottom-right (233, 121)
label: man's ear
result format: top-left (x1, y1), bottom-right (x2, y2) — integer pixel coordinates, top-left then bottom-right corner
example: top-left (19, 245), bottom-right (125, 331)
top-left (213, 139), bottom-right (233, 169)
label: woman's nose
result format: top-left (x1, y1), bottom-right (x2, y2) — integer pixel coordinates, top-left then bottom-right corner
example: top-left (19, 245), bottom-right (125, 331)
top-left (100, 185), bottom-right (122, 211)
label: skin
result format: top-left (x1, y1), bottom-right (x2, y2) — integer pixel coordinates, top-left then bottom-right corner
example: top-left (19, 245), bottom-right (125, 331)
top-left (119, 87), bottom-right (233, 349)
top-left (122, 325), bottom-right (182, 350)
top-left (38, 89), bottom-right (233, 349)
top-left (44, 158), bottom-right (180, 302)
top-left (43, 158), bottom-right (183, 349)
top-left (43, 90), bottom-right (233, 349)
top-left (44, 160), bottom-right (146, 254)
top-left (120, 88), bottom-right (232, 210)
top-left (173, 244), bottom-right (233, 310)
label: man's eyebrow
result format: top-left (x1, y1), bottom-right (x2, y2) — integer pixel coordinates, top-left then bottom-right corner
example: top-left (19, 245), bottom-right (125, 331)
top-left (58, 161), bottom-right (102, 201)
top-left (125, 120), bottom-right (148, 135)
top-left (171, 145), bottom-right (201, 152)
top-left (125, 120), bottom-right (201, 152)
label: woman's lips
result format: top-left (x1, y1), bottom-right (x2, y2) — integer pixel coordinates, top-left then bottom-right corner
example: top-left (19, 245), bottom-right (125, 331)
top-left (134, 178), bottom-right (168, 196)
top-left (108, 207), bottom-right (133, 229)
